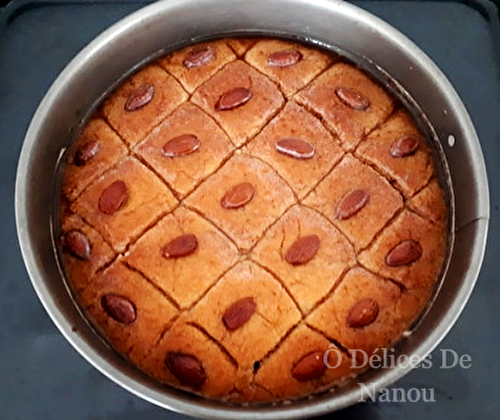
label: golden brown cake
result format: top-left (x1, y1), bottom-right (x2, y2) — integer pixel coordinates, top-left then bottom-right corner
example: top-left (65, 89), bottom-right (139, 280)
top-left (135, 102), bottom-right (234, 197)
top-left (245, 38), bottom-right (333, 97)
top-left (191, 60), bottom-right (285, 146)
top-left (246, 101), bottom-right (344, 199)
top-left (303, 154), bottom-right (403, 250)
top-left (296, 62), bottom-right (394, 151)
top-left (61, 118), bottom-right (129, 201)
top-left (71, 156), bottom-right (177, 252)
top-left (80, 261), bottom-right (178, 365)
top-left (58, 37), bottom-right (449, 403)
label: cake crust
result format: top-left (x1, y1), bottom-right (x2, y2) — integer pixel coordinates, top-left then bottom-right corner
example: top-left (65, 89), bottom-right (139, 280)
top-left (80, 261), bottom-right (178, 365)
top-left (102, 64), bottom-right (188, 146)
top-left (296, 62), bottom-right (394, 151)
top-left (62, 118), bottom-right (128, 201)
top-left (303, 154), bottom-right (404, 250)
top-left (246, 101), bottom-right (344, 199)
top-left (356, 109), bottom-right (434, 196)
top-left (245, 38), bottom-right (334, 97)
top-left (135, 102), bottom-right (235, 197)
top-left (191, 60), bottom-right (285, 146)
top-left (72, 156), bottom-right (177, 252)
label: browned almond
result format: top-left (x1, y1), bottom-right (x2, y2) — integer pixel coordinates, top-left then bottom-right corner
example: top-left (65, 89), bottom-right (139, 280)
top-left (101, 294), bottom-right (136, 324)
top-left (390, 134), bottom-right (421, 158)
top-left (183, 46), bottom-right (216, 68)
top-left (162, 234), bottom-right (198, 258)
top-left (336, 189), bottom-right (370, 220)
top-left (166, 352), bottom-right (206, 388)
top-left (222, 297), bottom-right (256, 331)
top-left (385, 240), bottom-right (423, 266)
top-left (335, 87), bottom-right (370, 110)
top-left (63, 230), bottom-right (91, 260)
top-left (162, 134), bottom-right (201, 158)
top-left (346, 298), bottom-right (379, 328)
top-left (98, 180), bottom-right (128, 215)
top-left (275, 138), bottom-right (315, 159)
top-left (124, 84), bottom-right (155, 112)
top-left (74, 139), bottom-right (99, 166)
top-left (285, 234), bottom-right (321, 265)
top-left (267, 49), bottom-right (303, 68)
top-left (220, 182), bottom-right (255, 209)
top-left (215, 87), bottom-right (252, 111)
top-left (291, 351), bottom-right (327, 381)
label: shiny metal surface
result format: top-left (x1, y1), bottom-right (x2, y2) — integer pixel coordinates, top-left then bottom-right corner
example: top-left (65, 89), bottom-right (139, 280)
top-left (15, 0), bottom-right (489, 418)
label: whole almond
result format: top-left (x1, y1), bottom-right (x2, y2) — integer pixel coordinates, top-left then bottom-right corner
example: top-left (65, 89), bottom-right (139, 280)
top-left (335, 87), bottom-right (370, 110)
top-left (101, 294), bottom-right (137, 324)
top-left (285, 234), bottom-right (321, 265)
top-left (346, 298), bottom-right (379, 328)
top-left (166, 352), bottom-right (206, 388)
top-left (183, 46), bottom-right (216, 68)
top-left (215, 87), bottom-right (252, 111)
top-left (74, 139), bottom-right (100, 166)
top-left (267, 49), bottom-right (303, 68)
top-left (291, 351), bottom-right (327, 381)
top-left (220, 182), bottom-right (255, 209)
top-left (385, 240), bottom-right (423, 266)
top-left (222, 297), bottom-right (256, 331)
top-left (99, 180), bottom-right (128, 215)
top-left (63, 230), bottom-right (91, 260)
top-left (124, 84), bottom-right (155, 112)
top-left (162, 234), bottom-right (198, 258)
top-left (336, 189), bottom-right (370, 220)
top-left (275, 138), bottom-right (315, 159)
top-left (390, 134), bottom-right (421, 158)
top-left (162, 134), bottom-right (201, 157)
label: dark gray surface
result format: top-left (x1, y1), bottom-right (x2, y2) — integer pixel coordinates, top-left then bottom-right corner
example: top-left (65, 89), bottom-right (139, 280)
top-left (1, 0), bottom-right (498, 419)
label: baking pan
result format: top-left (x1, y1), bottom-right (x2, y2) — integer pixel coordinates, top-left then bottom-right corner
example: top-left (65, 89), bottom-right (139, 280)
top-left (9, 0), bottom-right (493, 418)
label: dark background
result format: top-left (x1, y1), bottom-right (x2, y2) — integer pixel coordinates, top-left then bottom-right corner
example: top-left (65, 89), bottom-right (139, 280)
top-left (1, 0), bottom-right (499, 419)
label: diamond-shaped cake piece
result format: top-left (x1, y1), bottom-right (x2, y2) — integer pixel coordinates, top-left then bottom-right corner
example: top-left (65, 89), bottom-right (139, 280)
top-left (62, 118), bottom-right (129, 201)
top-left (245, 39), bottom-right (334, 97)
top-left (225, 38), bottom-right (258, 56)
top-left (408, 178), bottom-right (448, 224)
top-left (60, 214), bottom-right (115, 291)
top-left (307, 267), bottom-right (422, 356)
top-left (246, 102), bottom-right (344, 199)
top-left (254, 325), bottom-right (353, 400)
top-left (102, 64), bottom-right (188, 146)
top-left (358, 210), bottom-right (447, 299)
top-left (157, 40), bottom-right (236, 93)
top-left (191, 60), bottom-right (284, 146)
top-left (296, 62), bottom-right (394, 150)
top-left (140, 318), bottom-right (237, 397)
top-left (356, 110), bottom-right (434, 196)
top-left (80, 261), bottom-right (178, 365)
top-left (187, 260), bottom-right (301, 370)
top-left (252, 205), bottom-right (356, 313)
top-left (184, 154), bottom-right (296, 250)
top-left (124, 206), bottom-right (239, 309)
top-left (303, 155), bottom-right (403, 250)
top-left (72, 156), bottom-right (177, 252)
top-left (135, 103), bottom-right (235, 197)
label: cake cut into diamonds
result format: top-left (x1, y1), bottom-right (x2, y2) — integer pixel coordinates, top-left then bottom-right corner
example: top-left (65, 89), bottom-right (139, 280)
top-left (59, 37), bottom-right (449, 403)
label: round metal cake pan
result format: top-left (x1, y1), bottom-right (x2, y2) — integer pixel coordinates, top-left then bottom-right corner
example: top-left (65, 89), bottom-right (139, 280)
top-left (15, 0), bottom-right (489, 418)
